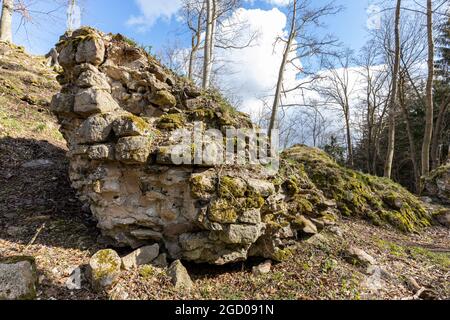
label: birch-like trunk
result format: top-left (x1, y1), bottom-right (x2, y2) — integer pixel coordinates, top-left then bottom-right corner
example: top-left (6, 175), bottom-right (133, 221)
top-left (0, 0), bottom-right (13, 43)
top-left (421, 0), bottom-right (435, 177)
top-left (399, 77), bottom-right (420, 192)
top-left (383, 0), bottom-right (401, 179)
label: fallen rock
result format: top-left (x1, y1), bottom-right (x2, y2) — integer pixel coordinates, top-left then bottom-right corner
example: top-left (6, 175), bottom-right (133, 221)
top-left (0, 256), bottom-right (38, 300)
top-left (167, 260), bottom-right (193, 290)
top-left (252, 260), bottom-right (272, 276)
top-left (121, 244), bottom-right (160, 270)
top-left (88, 249), bottom-right (121, 292)
top-left (405, 276), bottom-right (421, 292)
top-left (297, 216), bottom-right (318, 235)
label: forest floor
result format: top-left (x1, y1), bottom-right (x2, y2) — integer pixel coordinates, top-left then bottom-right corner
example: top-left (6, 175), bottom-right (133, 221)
top-left (0, 42), bottom-right (449, 300)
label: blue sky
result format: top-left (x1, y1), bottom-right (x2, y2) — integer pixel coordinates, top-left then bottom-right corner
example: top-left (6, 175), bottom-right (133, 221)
top-left (12, 0), bottom-right (374, 56)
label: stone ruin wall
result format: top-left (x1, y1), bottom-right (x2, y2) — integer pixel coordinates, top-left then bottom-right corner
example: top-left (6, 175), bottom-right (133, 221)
top-left (51, 28), bottom-right (338, 264)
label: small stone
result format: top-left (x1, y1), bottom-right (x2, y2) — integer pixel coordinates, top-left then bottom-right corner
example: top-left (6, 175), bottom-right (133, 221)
top-left (405, 276), bottom-right (421, 292)
top-left (65, 267), bottom-right (82, 290)
top-left (167, 260), bottom-right (193, 291)
top-left (88, 249), bottom-right (121, 292)
top-left (344, 246), bottom-right (376, 269)
top-left (252, 260), bottom-right (272, 275)
top-left (0, 256), bottom-right (38, 300)
top-left (297, 216), bottom-right (318, 235)
top-left (121, 244), bottom-right (160, 270)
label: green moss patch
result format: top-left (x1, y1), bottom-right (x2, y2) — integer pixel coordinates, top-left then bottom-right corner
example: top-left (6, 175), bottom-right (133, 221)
top-left (279, 145), bottom-right (431, 232)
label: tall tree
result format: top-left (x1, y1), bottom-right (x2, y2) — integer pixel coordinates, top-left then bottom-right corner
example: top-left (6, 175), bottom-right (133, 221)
top-left (182, 0), bottom-right (206, 80)
top-left (268, 0), bottom-right (341, 137)
top-left (383, 0), bottom-right (402, 179)
top-left (0, 0), bottom-right (14, 42)
top-left (421, 0), bottom-right (435, 177)
top-left (268, 0), bottom-right (297, 137)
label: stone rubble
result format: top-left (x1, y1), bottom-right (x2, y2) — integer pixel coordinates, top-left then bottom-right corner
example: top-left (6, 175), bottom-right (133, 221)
top-left (0, 256), bottom-right (38, 300)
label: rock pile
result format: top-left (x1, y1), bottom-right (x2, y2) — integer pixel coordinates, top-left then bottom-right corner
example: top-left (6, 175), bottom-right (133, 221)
top-left (0, 256), bottom-right (38, 300)
top-left (423, 164), bottom-right (450, 205)
top-left (51, 27), bottom-right (431, 265)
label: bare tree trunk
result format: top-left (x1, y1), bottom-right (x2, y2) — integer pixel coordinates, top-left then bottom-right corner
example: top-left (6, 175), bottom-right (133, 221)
top-left (0, 0), bottom-right (13, 43)
top-left (206, 0), bottom-right (217, 86)
top-left (431, 100), bottom-right (449, 169)
top-left (383, 0), bottom-right (401, 179)
top-left (344, 107), bottom-right (354, 167)
top-left (187, 2), bottom-right (205, 81)
top-left (421, 0), bottom-right (435, 177)
top-left (268, 0), bottom-right (297, 137)
top-left (398, 76), bottom-right (420, 192)
top-left (202, 0), bottom-right (213, 89)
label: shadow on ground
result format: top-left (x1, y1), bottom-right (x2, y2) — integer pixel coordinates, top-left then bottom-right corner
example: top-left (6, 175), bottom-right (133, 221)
top-left (0, 137), bottom-right (99, 251)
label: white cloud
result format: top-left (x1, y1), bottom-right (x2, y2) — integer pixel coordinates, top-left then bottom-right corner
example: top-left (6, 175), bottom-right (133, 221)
top-left (265, 0), bottom-right (291, 6)
top-left (127, 0), bottom-right (182, 31)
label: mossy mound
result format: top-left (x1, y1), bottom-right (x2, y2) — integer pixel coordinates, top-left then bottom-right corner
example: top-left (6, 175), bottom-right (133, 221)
top-left (278, 145), bottom-right (431, 232)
